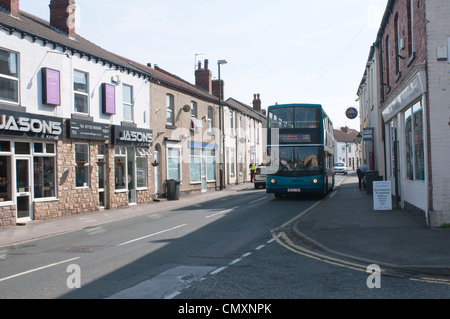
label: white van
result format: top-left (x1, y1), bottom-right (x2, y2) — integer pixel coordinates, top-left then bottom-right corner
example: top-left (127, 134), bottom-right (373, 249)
top-left (254, 166), bottom-right (267, 189)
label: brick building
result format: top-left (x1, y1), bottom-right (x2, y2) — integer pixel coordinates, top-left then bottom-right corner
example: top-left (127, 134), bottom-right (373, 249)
top-left (357, 0), bottom-right (450, 226)
top-left (0, 0), bottom-right (154, 226)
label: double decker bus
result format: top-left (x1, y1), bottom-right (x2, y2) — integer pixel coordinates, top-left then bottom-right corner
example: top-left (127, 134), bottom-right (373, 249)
top-left (266, 103), bottom-right (335, 198)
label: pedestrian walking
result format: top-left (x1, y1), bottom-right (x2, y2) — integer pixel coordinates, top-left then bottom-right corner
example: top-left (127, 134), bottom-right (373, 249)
top-left (356, 165), bottom-right (369, 189)
top-left (249, 163), bottom-right (256, 182)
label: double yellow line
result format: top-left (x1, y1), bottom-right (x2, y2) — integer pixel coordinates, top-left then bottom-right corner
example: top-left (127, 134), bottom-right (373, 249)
top-left (271, 178), bottom-right (450, 286)
top-left (271, 230), bottom-right (373, 274)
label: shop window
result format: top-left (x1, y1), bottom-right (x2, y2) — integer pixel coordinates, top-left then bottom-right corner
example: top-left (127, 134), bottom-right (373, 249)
top-left (204, 148), bottom-right (216, 181)
top-left (34, 142), bottom-right (56, 199)
top-left (230, 148), bottom-right (235, 178)
top-left (74, 70), bottom-right (89, 114)
top-left (15, 142), bottom-right (30, 155)
top-left (114, 146), bottom-right (126, 190)
top-left (190, 148), bottom-right (201, 183)
top-left (123, 84), bottom-right (133, 122)
top-left (167, 145), bottom-right (181, 180)
top-left (0, 156), bottom-right (12, 202)
top-left (0, 49), bottom-right (19, 104)
top-left (0, 141), bottom-right (10, 152)
top-left (34, 157), bottom-right (56, 198)
top-left (136, 151), bottom-right (147, 188)
top-left (75, 143), bottom-right (89, 187)
top-left (404, 101), bottom-right (424, 181)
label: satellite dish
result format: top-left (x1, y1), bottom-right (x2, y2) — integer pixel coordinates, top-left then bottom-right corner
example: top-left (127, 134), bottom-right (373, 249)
top-left (182, 104), bottom-right (191, 112)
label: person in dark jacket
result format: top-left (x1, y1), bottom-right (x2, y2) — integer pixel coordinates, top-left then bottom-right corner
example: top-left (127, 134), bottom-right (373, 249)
top-left (357, 165), bottom-right (369, 189)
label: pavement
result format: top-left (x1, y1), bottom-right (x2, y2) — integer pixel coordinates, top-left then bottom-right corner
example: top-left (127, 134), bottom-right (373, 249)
top-left (293, 173), bottom-right (450, 276)
top-left (1, 173), bottom-right (449, 277)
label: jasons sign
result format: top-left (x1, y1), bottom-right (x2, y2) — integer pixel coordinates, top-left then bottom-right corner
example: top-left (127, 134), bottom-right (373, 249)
top-left (112, 125), bottom-right (153, 147)
top-left (0, 111), bottom-right (63, 140)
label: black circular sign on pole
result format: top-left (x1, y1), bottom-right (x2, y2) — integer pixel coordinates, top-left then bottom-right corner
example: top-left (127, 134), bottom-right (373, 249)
top-left (346, 107), bottom-right (358, 119)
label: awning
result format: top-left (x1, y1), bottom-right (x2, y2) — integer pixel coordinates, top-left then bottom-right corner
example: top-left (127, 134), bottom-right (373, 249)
top-left (188, 141), bottom-right (218, 149)
top-left (137, 148), bottom-right (152, 156)
top-left (191, 117), bottom-right (203, 129)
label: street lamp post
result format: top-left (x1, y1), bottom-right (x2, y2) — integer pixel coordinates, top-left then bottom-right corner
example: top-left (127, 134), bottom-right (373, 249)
top-left (218, 60), bottom-right (227, 190)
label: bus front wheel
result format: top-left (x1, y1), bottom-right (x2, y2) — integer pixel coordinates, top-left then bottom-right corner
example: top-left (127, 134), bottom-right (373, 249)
top-left (274, 193), bottom-right (282, 199)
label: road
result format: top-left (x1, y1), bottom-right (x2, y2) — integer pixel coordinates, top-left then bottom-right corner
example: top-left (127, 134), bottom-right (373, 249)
top-left (1, 175), bottom-right (450, 302)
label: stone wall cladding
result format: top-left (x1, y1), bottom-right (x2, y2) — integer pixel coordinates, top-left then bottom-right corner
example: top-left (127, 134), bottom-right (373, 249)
top-left (0, 205), bottom-right (16, 227)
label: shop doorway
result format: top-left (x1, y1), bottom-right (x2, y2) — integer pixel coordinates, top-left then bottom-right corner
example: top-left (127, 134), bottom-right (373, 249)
top-left (16, 158), bottom-right (31, 220)
top-left (154, 146), bottom-right (161, 195)
top-left (127, 147), bottom-right (136, 204)
top-left (98, 145), bottom-right (107, 208)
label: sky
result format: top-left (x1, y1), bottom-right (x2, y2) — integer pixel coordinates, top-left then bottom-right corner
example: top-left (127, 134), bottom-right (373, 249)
top-left (20, 0), bottom-right (388, 131)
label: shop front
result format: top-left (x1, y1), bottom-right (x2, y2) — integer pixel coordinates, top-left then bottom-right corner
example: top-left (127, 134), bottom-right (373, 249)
top-left (0, 110), bottom-right (63, 225)
top-left (67, 118), bottom-right (111, 209)
top-left (382, 70), bottom-right (428, 214)
top-left (111, 125), bottom-right (153, 207)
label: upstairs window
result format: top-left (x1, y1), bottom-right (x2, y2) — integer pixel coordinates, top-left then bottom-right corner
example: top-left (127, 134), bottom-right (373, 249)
top-left (166, 94), bottom-right (174, 126)
top-left (74, 70), bottom-right (89, 114)
top-left (191, 101), bottom-right (197, 118)
top-left (123, 84), bottom-right (133, 122)
top-left (0, 49), bottom-right (19, 104)
top-left (207, 106), bottom-right (213, 131)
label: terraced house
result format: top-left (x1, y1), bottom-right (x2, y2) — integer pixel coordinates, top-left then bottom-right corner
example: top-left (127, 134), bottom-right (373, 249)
top-left (0, 0), bottom-right (155, 226)
top-left (0, 0), bottom-right (266, 226)
top-left (357, 0), bottom-right (450, 226)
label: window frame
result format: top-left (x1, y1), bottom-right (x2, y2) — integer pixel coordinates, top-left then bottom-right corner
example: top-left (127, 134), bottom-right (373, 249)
top-left (166, 142), bottom-right (182, 181)
top-left (166, 93), bottom-right (175, 126)
top-left (74, 142), bottom-right (90, 188)
top-left (207, 106), bottom-right (213, 132)
top-left (33, 142), bottom-right (57, 200)
top-left (114, 146), bottom-right (127, 191)
top-left (0, 48), bottom-right (19, 105)
top-left (73, 70), bottom-right (90, 115)
top-left (123, 84), bottom-right (134, 122)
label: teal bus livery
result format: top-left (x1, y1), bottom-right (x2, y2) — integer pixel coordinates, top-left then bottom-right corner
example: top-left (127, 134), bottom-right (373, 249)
top-left (266, 103), bottom-right (335, 198)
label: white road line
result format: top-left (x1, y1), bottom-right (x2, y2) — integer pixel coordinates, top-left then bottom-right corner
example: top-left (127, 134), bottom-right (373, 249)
top-left (255, 244), bottom-right (265, 250)
top-left (229, 258), bottom-right (242, 265)
top-left (118, 224), bottom-right (187, 246)
top-left (267, 238), bottom-right (275, 244)
top-left (165, 291), bottom-right (181, 299)
top-left (249, 197), bottom-right (267, 204)
top-left (205, 206), bottom-right (239, 219)
top-left (0, 257), bottom-right (80, 283)
top-left (241, 252), bottom-right (252, 258)
top-left (210, 266), bottom-right (227, 275)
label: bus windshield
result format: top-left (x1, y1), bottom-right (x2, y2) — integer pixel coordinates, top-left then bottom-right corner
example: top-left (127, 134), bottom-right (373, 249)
top-left (269, 146), bottom-right (323, 176)
top-left (269, 106), bottom-right (320, 129)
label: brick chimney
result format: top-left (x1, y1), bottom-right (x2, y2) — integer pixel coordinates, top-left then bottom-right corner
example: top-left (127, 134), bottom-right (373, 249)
top-left (49, 0), bottom-right (77, 38)
top-left (212, 79), bottom-right (224, 100)
top-left (195, 59), bottom-right (212, 94)
top-left (252, 94), bottom-right (261, 112)
top-left (0, 0), bottom-right (20, 18)
top-left (341, 126), bottom-right (350, 134)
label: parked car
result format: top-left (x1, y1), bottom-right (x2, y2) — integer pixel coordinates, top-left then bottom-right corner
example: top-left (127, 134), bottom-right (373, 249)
top-left (254, 166), bottom-right (267, 189)
top-left (334, 162), bottom-right (348, 175)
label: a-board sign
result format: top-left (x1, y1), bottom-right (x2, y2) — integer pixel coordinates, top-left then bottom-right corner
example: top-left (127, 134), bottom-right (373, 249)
top-left (373, 181), bottom-right (392, 210)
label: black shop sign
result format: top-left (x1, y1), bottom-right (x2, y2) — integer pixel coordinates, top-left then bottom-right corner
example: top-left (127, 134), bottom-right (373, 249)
top-left (0, 110), bottom-right (63, 140)
top-left (112, 125), bottom-right (153, 147)
top-left (68, 119), bottom-right (110, 141)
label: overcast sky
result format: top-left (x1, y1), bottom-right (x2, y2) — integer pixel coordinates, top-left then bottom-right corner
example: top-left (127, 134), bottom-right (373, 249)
top-left (20, 0), bottom-right (388, 131)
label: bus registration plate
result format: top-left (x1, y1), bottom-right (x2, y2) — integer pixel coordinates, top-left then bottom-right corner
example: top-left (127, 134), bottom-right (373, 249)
top-left (288, 188), bottom-right (301, 192)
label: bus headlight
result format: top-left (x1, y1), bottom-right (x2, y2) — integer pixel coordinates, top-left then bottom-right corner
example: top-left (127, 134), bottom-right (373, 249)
top-left (271, 179), bottom-right (276, 184)
top-left (313, 179), bottom-right (318, 184)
